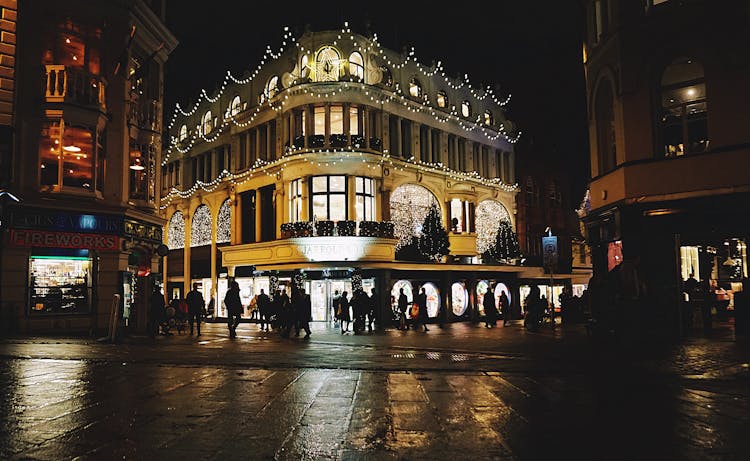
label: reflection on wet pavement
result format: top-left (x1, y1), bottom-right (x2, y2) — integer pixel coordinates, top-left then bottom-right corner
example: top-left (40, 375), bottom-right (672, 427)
top-left (1, 356), bottom-right (748, 460)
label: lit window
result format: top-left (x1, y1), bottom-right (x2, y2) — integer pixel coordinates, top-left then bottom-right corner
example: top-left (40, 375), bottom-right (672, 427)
top-left (39, 120), bottom-right (97, 190)
top-left (314, 106), bottom-right (326, 135)
top-left (484, 110), bottom-right (494, 126)
top-left (129, 142), bottom-right (155, 203)
top-left (230, 96), bottom-right (242, 116)
top-left (660, 58), bottom-right (707, 157)
top-left (315, 46), bottom-right (340, 82)
top-left (349, 51), bottom-right (364, 80)
top-left (202, 111), bottom-right (213, 135)
top-left (355, 177), bottom-right (375, 222)
top-left (191, 204), bottom-right (212, 247)
top-left (349, 106), bottom-right (360, 136)
top-left (29, 252), bottom-right (93, 315)
top-left (300, 54), bottom-right (311, 79)
top-left (461, 101), bottom-right (472, 118)
top-left (409, 78), bottom-right (422, 98)
top-left (379, 66), bottom-right (393, 87)
top-left (289, 179), bottom-right (303, 222)
top-left (265, 75), bottom-right (279, 99)
top-left (436, 91), bottom-right (448, 108)
top-left (217, 199), bottom-right (232, 244)
top-left (330, 105), bottom-right (344, 135)
top-left (311, 175), bottom-right (347, 221)
top-left (179, 124), bottom-right (187, 141)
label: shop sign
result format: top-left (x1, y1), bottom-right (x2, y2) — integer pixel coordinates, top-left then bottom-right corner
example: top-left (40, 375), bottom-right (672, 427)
top-left (9, 229), bottom-right (120, 251)
top-left (124, 219), bottom-right (163, 243)
top-left (8, 207), bottom-right (122, 234)
top-left (298, 239), bottom-right (367, 262)
top-left (543, 236), bottom-right (558, 268)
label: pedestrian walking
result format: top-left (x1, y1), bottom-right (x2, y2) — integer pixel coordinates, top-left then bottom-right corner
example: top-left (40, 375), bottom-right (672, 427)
top-left (337, 291), bottom-right (350, 333)
top-left (484, 285), bottom-right (498, 328)
top-left (352, 289), bottom-right (368, 334)
top-left (367, 288), bottom-right (378, 332)
top-left (224, 280), bottom-right (242, 338)
top-left (331, 290), bottom-right (341, 326)
top-left (257, 289), bottom-right (271, 331)
top-left (397, 288), bottom-right (409, 330)
top-left (149, 287), bottom-right (165, 338)
top-left (500, 290), bottom-right (511, 326)
top-left (415, 286), bottom-right (429, 332)
top-left (185, 283), bottom-right (205, 336)
top-left (295, 288), bottom-right (312, 338)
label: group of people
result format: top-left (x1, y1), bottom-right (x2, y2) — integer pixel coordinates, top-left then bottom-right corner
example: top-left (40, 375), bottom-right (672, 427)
top-left (482, 286), bottom-right (511, 328)
top-left (332, 289), bottom-right (379, 334)
top-left (224, 282), bottom-right (313, 339)
top-left (149, 283), bottom-right (209, 337)
top-left (396, 287), bottom-right (430, 331)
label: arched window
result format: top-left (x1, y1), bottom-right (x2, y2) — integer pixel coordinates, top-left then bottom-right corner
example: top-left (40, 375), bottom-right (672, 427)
top-left (202, 111), bottom-right (213, 135)
top-left (179, 124), bottom-right (187, 141)
top-left (216, 199), bottom-right (231, 244)
top-left (389, 184), bottom-right (440, 249)
top-left (595, 78), bottom-right (616, 174)
top-left (484, 110), bottom-right (494, 126)
top-left (348, 51), bottom-right (364, 80)
top-left (167, 211), bottom-right (185, 249)
top-left (300, 54), bottom-right (311, 79)
top-left (436, 91), bottom-right (448, 108)
top-left (230, 95), bottom-right (242, 116)
top-left (660, 57), bottom-right (707, 157)
top-left (475, 199), bottom-right (511, 255)
top-left (315, 46), bottom-right (340, 82)
top-left (265, 75), bottom-right (279, 99)
top-left (409, 78), bottom-right (422, 98)
top-left (190, 204), bottom-right (212, 247)
top-left (461, 101), bottom-right (472, 118)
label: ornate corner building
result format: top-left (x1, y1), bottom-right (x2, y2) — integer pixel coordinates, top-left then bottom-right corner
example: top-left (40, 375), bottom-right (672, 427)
top-left (582, 0), bottom-right (750, 336)
top-left (162, 26), bottom-right (540, 324)
top-left (0, 0), bottom-right (176, 334)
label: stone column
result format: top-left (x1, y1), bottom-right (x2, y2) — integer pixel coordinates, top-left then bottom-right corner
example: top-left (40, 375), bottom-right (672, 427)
top-left (300, 177), bottom-right (309, 221)
top-left (275, 184), bottom-right (284, 239)
top-left (210, 204), bottom-right (218, 304)
top-left (347, 175), bottom-right (357, 222)
top-left (183, 208), bottom-right (192, 297)
top-left (254, 190), bottom-right (262, 242)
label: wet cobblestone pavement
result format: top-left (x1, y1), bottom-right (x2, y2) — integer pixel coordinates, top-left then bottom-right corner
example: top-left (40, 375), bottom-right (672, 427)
top-left (0, 322), bottom-right (748, 460)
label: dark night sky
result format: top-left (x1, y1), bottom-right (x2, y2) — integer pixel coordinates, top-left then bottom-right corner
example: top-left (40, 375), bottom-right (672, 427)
top-left (164, 2), bottom-right (590, 207)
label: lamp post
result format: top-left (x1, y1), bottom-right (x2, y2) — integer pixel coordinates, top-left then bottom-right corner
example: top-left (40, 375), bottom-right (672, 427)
top-left (543, 227), bottom-right (557, 329)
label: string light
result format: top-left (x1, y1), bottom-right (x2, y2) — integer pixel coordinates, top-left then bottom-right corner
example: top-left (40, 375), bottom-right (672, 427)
top-left (475, 200), bottom-right (511, 255)
top-left (190, 204), bottom-right (212, 247)
top-left (216, 199), bottom-right (232, 243)
top-left (162, 22), bottom-right (521, 165)
top-left (167, 211), bottom-right (185, 249)
top-left (389, 184), bottom-right (440, 250)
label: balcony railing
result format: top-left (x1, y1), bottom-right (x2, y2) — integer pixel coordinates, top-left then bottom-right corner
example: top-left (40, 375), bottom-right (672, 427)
top-left (45, 65), bottom-right (106, 110)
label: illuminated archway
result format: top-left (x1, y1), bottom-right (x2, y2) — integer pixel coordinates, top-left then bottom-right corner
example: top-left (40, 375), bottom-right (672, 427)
top-left (190, 205), bottom-right (212, 247)
top-left (216, 199), bottom-right (231, 244)
top-left (476, 200), bottom-right (511, 255)
top-left (390, 184), bottom-right (440, 250)
top-left (167, 211), bottom-right (185, 250)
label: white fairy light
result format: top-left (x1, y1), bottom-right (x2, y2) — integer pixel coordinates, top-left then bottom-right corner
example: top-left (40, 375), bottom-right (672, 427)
top-left (190, 204), bottom-right (212, 247)
top-left (475, 199), bottom-right (512, 255)
top-left (389, 184), bottom-right (440, 250)
top-left (167, 211), bottom-right (185, 249)
top-left (216, 199), bottom-right (232, 243)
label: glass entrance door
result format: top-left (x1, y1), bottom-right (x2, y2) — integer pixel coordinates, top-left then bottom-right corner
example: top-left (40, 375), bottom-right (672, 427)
top-left (310, 280), bottom-right (328, 321)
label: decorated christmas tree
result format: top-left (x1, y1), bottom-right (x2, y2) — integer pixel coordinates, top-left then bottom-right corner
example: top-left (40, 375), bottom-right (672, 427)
top-left (487, 220), bottom-right (521, 262)
top-left (418, 204), bottom-right (450, 262)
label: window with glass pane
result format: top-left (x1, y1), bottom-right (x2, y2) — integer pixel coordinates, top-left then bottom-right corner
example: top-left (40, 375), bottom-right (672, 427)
top-left (437, 91), bottom-right (448, 108)
top-left (461, 101), bottom-right (471, 118)
top-left (349, 107), bottom-right (360, 135)
top-left (484, 110), bottom-right (493, 125)
top-left (314, 106), bottom-right (326, 135)
top-left (660, 58), bottom-right (707, 157)
top-left (129, 142), bottom-right (148, 200)
top-left (330, 105), bottom-right (344, 134)
top-left (39, 120), bottom-right (97, 190)
top-left (29, 254), bottom-right (93, 315)
top-left (409, 78), bottom-right (422, 98)
top-left (290, 178), bottom-right (303, 222)
top-left (355, 177), bottom-right (375, 222)
top-left (310, 176), bottom-right (347, 221)
top-left (349, 52), bottom-right (364, 79)
top-left (203, 111), bottom-right (212, 134)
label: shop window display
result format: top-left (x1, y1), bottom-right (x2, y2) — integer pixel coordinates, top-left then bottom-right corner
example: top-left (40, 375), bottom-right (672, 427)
top-left (421, 282), bottom-right (440, 318)
top-left (29, 253), bottom-right (93, 314)
top-left (452, 282), bottom-right (468, 316)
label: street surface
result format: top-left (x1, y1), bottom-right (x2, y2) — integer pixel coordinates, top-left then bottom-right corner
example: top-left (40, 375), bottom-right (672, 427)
top-left (0, 320), bottom-right (748, 460)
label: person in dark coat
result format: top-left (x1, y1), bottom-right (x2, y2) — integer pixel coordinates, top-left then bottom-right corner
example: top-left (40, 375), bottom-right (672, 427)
top-left (484, 286), bottom-right (498, 328)
top-left (397, 288), bottom-right (409, 330)
top-left (185, 283), bottom-right (205, 336)
top-left (256, 289), bottom-right (271, 331)
top-left (415, 286), bottom-right (429, 332)
top-left (224, 280), bottom-right (242, 338)
top-left (149, 287), bottom-right (165, 338)
top-left (499, 290), bottom-right (511, 326)
top-left (337, 291), bottom-right (350, 333)
top-left (294, 288), bottom-right (312, 338)
top-left (352, 289), bottom-right (368, 334)
top-left (367, 289), bottom-right (378, 332)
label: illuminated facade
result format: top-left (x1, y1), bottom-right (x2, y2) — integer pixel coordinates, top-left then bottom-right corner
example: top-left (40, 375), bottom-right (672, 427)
top-left (0, 0), bottom-right (176, 334)
top-left (582, 1), bottom-right (750, 336)
top-left (163, 27), bottom-right (530, 323)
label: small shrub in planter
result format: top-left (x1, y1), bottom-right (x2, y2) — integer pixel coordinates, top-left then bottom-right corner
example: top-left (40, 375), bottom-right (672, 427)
top-left (280, 223), bottom-right (293, 239)
top-left (359, 221), bottom-right (379, 237)
top-left (379, 221), bottom-right (395, 239)
top-left (315, 220), bottom-right (334, 236)
top-left (307, 135), bottom-right (324, 148)
top-left (351, 135), bottom-right (365, 148)
top-left (291, 221), bottom-right (313, 237)
top-left (330, 134), bottom-right (347, 148)
top-left (337, 220), bottom-right (356, 236)
top-left (369, 137), bottom-right (382, 151)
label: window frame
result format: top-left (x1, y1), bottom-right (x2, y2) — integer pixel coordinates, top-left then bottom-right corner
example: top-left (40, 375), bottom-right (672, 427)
top-left (309, 175), bottom-right (348, 221)
top-left (409, 78), bottom-right (423, 99)
top-left (355, 176), bottom-right (375, 222)
top-left (348, 51), bottom-right (364, 80)
top-left (289, 178), bottom-right (303, 223)
top-left (461, 101), bottom-right (472, 118)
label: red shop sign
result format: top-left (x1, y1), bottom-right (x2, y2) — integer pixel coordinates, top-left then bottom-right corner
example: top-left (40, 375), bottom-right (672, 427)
top-left (9, 229), bottom-right (120, 251)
